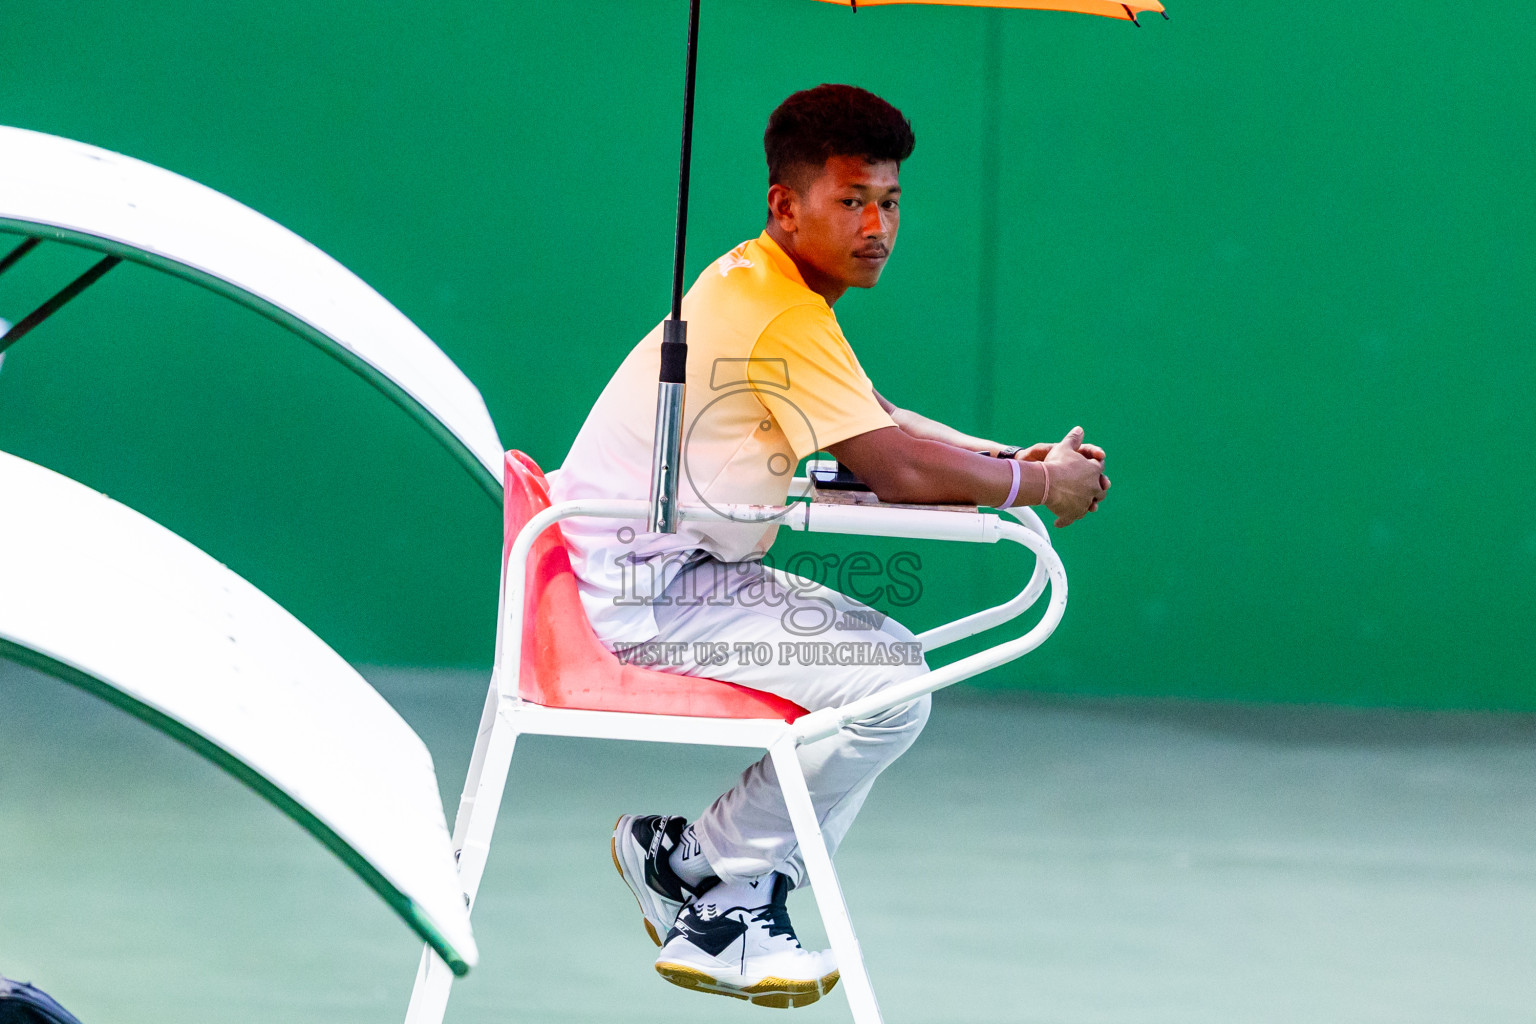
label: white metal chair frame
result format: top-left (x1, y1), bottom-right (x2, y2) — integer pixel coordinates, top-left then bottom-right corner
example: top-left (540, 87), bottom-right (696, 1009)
top-left (405, 486), bottom-right (1068, 1024)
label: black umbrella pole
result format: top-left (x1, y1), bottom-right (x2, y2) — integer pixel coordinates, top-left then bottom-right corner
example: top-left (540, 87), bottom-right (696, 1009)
top-left (647, 0), bottom-right (701, 535)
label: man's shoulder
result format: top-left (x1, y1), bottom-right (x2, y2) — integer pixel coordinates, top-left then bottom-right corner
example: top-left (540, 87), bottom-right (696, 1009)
top-left (699, 236), bottom-right (823, 316)
top-left (711, 240), bottom-right (757, 279)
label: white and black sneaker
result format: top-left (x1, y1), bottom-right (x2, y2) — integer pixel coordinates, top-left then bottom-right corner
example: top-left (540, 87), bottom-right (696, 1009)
top-left (611, 814), bottom-right (709, 946)
top-left (655, 873), bottom-right (839, 1008)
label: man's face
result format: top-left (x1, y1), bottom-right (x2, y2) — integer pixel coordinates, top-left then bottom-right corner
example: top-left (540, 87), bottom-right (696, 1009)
top-left (773, 154), bottom-right (901, 297)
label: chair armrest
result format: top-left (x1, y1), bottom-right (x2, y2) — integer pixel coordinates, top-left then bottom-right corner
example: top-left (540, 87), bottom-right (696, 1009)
top-left (501, 501), bottom-right (1068, 745)
top-left (785, 501), bottom-right (1056, 651)
top-left (790, 515), bottom-right (1067, 745)
top-left (786, 501), bottom-right (1001, 543)
top-left (915, 507), bottom-right (1053, 651)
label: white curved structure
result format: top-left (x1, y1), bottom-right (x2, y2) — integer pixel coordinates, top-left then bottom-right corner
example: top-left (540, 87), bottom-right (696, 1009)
top-left (0, 126), bottom-right (502, 497)
top-left (0, 450), bottom-right (478, 975)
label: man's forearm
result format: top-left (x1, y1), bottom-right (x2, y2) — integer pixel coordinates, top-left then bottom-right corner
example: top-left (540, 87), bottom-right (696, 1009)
top-left (890, 407), bottom-right (1007, 454)
top-left (828, 428), bottom-right (1049, 508)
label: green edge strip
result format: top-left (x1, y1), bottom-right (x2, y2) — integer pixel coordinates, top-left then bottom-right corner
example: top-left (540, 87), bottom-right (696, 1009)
top-left (0, 221), bottom-right (502, 504)
top-left (0, 639), bottom-right (472, 977)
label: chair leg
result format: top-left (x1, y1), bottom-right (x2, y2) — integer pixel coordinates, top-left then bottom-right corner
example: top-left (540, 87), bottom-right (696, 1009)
top-left (768, 734), bottom-right (884, 1024)
top-left (404, 943), bottom-right (455, 1024)
top-left (404, 678), bottom-right (524, 1024)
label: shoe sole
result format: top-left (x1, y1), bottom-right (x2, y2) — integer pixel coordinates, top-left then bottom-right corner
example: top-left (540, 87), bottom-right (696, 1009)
top-left (610, 815), bottom-right (665, 947)
top-left (654, 962), bottom-right (841, 1009)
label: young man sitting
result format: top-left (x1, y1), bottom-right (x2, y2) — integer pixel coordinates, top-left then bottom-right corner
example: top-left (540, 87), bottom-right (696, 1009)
top-left (548, 83), bottom-right (1109, 1007)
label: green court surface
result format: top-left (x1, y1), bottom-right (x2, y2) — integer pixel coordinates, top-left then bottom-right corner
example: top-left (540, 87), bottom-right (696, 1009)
top-left (3, 662), bottom-right (1534, 1023)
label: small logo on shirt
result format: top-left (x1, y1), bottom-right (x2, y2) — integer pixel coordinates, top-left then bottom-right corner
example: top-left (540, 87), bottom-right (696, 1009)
top-left (717, 252), bottom-right (754, 276)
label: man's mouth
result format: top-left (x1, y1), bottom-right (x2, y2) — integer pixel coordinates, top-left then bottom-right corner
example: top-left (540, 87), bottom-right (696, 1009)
top-left (853, 249), bottom-right (888, 262)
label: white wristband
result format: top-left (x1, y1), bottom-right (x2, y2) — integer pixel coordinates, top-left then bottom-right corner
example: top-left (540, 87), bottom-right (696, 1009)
top-left (1002, 457), bottom-right (1021, 508)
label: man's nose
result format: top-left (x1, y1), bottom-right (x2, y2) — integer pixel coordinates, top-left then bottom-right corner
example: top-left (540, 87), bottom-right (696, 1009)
top-left (860, 202), bottom-right (888, 238)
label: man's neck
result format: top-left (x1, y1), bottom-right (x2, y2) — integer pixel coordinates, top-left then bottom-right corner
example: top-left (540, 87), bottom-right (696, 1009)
top-left (765, 224), bottom-right (846, 306)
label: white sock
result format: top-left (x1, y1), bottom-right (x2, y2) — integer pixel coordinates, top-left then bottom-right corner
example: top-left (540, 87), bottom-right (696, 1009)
top-left (668, 823), bottom-right (716, 889)
top-left (693, 872), bottom-right (775, 910)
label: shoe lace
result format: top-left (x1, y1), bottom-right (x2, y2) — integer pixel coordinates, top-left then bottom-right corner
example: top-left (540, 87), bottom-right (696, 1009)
top-left (749, 901), bottom-right (798, 944)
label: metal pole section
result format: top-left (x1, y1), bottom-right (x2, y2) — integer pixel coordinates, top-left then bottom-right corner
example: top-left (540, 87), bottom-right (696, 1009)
top-left (646, 0), bottom-right (702, 534)
top-left (0, 255), bottom-right (122, 355)
top-left (669, 0), bottom-right (702, 325)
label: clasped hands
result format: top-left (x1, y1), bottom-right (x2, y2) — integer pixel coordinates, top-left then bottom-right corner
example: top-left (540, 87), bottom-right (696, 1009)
top-left (1004, 426), bottom-right (1109, 528)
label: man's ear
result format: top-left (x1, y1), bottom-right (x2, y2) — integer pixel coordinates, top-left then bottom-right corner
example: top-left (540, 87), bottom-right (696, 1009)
top-left (767, 183), bottom-right (799, 233)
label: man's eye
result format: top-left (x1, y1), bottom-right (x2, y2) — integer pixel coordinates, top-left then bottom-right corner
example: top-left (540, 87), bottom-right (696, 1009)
top-left (841, 199), bottom-right (861, 208)
top-left (881, 200), bottom-right (899, 210)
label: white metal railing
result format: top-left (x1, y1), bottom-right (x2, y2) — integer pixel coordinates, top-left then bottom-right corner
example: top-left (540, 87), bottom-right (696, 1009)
top-left (496, 496), bottom-right (1067, 744)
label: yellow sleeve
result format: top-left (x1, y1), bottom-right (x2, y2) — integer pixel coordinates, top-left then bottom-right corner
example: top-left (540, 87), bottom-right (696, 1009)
top-left (749, 303), bottom-right (897, 460)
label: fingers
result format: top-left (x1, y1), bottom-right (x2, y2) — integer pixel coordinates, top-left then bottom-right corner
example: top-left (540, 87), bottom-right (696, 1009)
top-left (1042, 429), bottom-right (1108, 528)
top-left (1053, 472), bottom-right (1112, 527)
top-left (1019, 442), bottom-right (1053, 462)
top-left (1050, 423), bottom-right (1087, 457)
top-left (1091, 473), bottom-right (1110, 512)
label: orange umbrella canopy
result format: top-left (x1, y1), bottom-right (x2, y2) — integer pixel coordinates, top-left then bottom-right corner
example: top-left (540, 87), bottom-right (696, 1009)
top-left (815, 0), bottom-right (1165, 22)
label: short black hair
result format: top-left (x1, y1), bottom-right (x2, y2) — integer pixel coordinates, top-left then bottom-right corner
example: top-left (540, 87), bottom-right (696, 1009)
top-left (764, 84), bottom-right (915, 191)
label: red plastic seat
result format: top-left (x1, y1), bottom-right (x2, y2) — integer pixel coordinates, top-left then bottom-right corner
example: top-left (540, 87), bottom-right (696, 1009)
top-left (504, 451), bottom-right (806, 723)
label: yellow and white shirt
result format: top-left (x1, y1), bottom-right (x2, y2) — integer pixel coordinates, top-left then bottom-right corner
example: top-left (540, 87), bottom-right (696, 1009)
top-left (548, 232), bottom-right (895, 641)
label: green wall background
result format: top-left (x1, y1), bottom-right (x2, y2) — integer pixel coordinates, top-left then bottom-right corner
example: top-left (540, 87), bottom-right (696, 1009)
top-left (2, 1), bottom-right (1531, 708)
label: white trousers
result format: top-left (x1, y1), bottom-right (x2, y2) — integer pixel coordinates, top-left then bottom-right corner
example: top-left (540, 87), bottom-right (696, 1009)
top-left (617, 554), bottom-right (932, 888)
